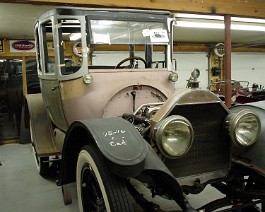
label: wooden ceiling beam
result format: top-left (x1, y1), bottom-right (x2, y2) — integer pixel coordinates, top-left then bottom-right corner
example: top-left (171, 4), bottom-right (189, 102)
top-left (21, 0), bottom-right (265, 19)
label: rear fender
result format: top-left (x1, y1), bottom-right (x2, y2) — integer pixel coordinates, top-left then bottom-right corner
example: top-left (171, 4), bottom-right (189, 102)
top-left (25, 93), bottom-right (60, 156)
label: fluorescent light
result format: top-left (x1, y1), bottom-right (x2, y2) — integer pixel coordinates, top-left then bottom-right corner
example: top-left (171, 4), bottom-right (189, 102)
top-left (176, 21), bottom-right (223, 29)
top-left (93, 33), bottom-right (110, 44)
top-left (176, 21), bottom-right (265, 31)
top-left (176, 13), bottom-right (223, 21)
top-left (69, 33), bottom-right (81, 41)
top-left (232, 24), bottom-right (265, 31)
top-left (98, 20), bottom-right (113, 25)
top-left (231, 17), bottom-right (265, 24)
top-left (176, 13), bottom-right (265, 23)
top-left (175, 13), bottom-right (265, 31)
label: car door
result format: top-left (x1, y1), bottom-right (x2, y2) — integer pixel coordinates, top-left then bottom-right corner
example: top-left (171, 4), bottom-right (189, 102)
top-left (36, 17), bottom-right (68, 131)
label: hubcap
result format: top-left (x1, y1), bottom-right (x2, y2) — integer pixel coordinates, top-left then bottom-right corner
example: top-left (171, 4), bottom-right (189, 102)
top-left (81, 164), bottom-right (106, 212)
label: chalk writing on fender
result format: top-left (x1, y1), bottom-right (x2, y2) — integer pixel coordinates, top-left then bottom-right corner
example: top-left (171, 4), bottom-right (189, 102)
top-left (103, 130), bottom-right (127, 146)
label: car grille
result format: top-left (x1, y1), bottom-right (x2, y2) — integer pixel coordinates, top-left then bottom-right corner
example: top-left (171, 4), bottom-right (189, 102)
top-left (164, 102), bottom-right (231, 178)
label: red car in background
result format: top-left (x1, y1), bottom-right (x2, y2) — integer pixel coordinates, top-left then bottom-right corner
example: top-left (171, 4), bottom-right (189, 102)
top-left (209, 80), bottom-right (265, 105)
top-left (235, 83), bottom-right (265, 104)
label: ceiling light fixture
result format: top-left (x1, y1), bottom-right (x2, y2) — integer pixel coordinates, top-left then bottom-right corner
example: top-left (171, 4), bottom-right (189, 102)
top-left (176, 21), bottom-right (265, 31)
top-left (176, 13), bottom-right (265, 23)
top-left (176, 13), bottom-right (224, 20)
top-left (69, 33), bottom-right (81, 41)
top-left (176, 21), bottom-right (223, 29)
top-left (175, 13), bottom-right (265, 31)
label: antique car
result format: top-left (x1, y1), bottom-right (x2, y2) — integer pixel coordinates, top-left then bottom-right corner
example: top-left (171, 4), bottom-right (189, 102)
top-left (25, 7), bottom-right (265, 211)
top-left (234, 83), bottom-right (265, 104)
top-left (209, 80), bottom-right (249, 104)
top-left (209, 80), bottom-right (265, 106)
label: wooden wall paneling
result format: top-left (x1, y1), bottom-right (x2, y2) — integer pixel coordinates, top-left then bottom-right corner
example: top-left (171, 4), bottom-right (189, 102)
top-left (22, 0), bottom-right (265, 19)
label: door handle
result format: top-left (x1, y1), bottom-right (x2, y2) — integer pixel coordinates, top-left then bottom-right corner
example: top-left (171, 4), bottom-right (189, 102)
top-left (51, 85), bottom-right (59, 91)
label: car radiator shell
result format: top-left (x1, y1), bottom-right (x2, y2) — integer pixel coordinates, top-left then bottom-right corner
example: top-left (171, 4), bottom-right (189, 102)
top-left (165, 102), bottom-right (231, 178)
top-left (151, 89), bottom-right (231, 184)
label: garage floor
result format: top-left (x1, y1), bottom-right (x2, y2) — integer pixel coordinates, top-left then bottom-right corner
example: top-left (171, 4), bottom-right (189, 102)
top-left (0, 143), bottom-right (225, 212)
top-left (0, 143), bottom-right (77, 212)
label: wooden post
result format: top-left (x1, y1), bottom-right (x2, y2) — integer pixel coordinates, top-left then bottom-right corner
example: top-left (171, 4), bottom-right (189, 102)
top-left (224, 15), bottom-right (232, 108)
top-left (22, 56), bottom-right (27, 95)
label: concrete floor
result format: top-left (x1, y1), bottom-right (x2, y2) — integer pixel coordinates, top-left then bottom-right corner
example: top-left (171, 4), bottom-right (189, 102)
top-left (0, 143), bottom-right (226, 212)
top-left (0, 143), bottom-right (78, 212)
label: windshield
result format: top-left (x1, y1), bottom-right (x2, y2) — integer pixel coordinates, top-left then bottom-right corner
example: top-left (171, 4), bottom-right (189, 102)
top-left (88, 20), bottom-right (170, 69)
top-left (90, 20), bottom-right (169, 45)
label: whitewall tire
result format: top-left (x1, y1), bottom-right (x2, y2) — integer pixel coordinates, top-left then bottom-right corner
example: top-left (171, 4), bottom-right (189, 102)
top-left (76, 145), bottom-right (133, 212)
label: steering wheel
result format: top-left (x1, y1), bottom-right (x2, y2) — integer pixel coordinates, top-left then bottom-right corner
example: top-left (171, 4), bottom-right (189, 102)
top-left (115, 56), bottom-right (148, 69)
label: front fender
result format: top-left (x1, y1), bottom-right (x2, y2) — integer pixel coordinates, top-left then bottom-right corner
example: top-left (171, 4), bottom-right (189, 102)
top-left (78, 117), bottom-right (149, 177)
top-left (230, 101), bottom-right (265, 169)
top-left (58, 116), bottom-right (192, 210)
top-left (58, 117), bottom-right (149, 185)
top-left (58, 116), bottom-right (179, 186)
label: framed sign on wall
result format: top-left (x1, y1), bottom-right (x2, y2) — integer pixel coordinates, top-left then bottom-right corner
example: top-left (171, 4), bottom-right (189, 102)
top-left (9, 40), bottom-right (35, 52)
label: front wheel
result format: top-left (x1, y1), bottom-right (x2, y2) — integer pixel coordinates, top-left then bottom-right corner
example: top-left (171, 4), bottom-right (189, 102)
top-left (76, 145), bottom-right (133, 212)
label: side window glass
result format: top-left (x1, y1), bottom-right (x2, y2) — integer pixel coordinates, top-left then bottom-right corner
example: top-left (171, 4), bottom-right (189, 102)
top-left (59, 19), bottom-right (82, 75)
top-left (34, 25), bottom-right (41, 75)
top-left (40, 20), bottom-right (55, 75)
top-left (39, 19), bottom-right (83, 76)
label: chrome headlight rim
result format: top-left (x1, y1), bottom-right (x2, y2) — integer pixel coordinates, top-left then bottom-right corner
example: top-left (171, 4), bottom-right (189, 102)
top-left (153, 115), bottom-right (194, 159)
top-left (227, 109), bottom-right (261, 147)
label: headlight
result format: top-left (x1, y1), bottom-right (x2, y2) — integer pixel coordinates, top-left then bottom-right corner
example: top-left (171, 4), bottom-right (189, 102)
top-left (153, 115), bottom-right (194, 158)
top-left (169, 71), bottom-right (178, 82)
top-left (226, 109), bottom-right (261, 147)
